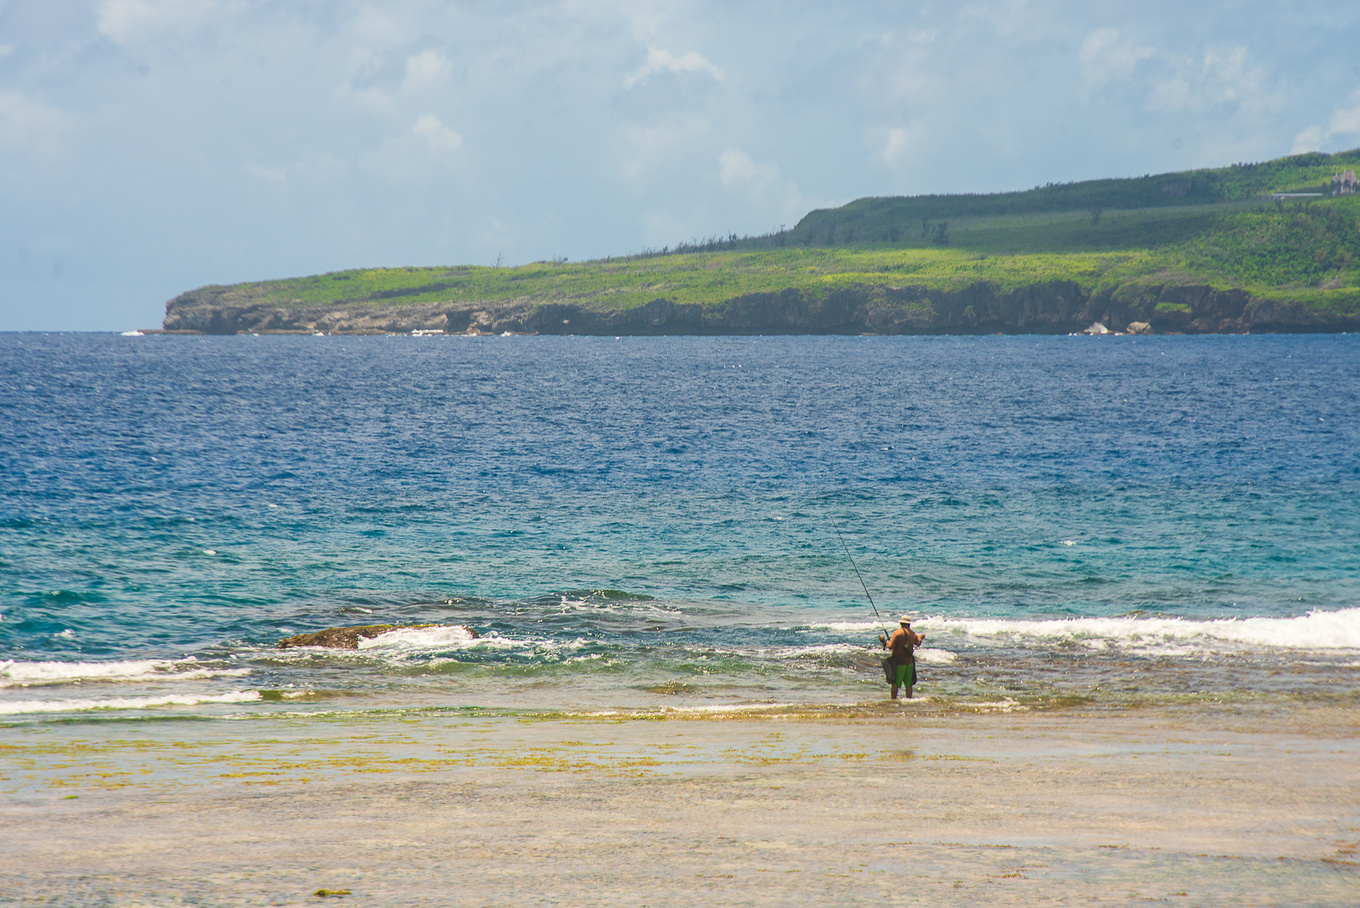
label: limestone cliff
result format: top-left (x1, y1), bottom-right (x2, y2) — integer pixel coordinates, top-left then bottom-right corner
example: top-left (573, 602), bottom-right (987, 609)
top-left (162, 279), bottom-right (1360, 335)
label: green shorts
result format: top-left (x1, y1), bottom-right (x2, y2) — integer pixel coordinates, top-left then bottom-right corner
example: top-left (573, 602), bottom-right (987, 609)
top-left (894, 661), bottom-right (916, 688)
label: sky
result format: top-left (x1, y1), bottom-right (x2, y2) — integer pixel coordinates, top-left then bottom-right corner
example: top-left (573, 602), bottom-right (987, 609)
top-left (3, 1), bottom-right (1360, 331)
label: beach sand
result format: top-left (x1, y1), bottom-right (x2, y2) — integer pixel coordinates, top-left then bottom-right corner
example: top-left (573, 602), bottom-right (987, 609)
top-left (3, 702), bottom-right (1358, 906)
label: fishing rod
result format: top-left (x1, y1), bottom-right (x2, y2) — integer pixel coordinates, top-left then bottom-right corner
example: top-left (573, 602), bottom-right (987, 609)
top-left (834, 527), bottom-right (892, 644)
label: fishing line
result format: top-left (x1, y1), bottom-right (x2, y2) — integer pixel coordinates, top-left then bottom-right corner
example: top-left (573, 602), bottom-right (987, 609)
top-left (834, 526), bottom-right (891, 641)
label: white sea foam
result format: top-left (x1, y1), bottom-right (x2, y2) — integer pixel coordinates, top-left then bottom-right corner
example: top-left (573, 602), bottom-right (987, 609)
top-left (814, 620), bottom-right (897, 633)
top-left (705, 641), bottom-right (956, 666)
top-left (956, 697), bottom-right (1024, 713)
top-left (775, 642), bottom-right (864, 657)
top-left (778, 641), bottom-right (950, 663)
top-left (548, 594), bottom-right (680, 617)
top-left (0, 658), bottom-right (249, 688)
top-left (645, 702), bottom-right (804, 716)
top-left (0, 690), bottom-right (260, 716)
top-left (276, 626), bottom-right (526, 661)
top-left (356, 624), bottom-right (482, 654)
top-left (813, 608), bottom-right (1360, 653)
top-left (929, 607), bottom-right (1360, 652)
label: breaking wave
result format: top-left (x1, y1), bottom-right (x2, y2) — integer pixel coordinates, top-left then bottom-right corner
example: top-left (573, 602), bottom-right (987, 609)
top-left (355, 624), bottom-right (483, 653)
top-left (929, 608), bottom-right (1360, 652)
top-left (0, 690), bottom-right (261, 716)
top-left (811, 608), bottom-right (1360, 653)
top-left (0, 658), bottom-right (249, 688)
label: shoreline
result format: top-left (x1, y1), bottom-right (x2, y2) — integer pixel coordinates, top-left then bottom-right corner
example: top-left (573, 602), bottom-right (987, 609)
top-left (159, 276), bottom-right (1360, 337)
top-left (5, 702), bottom-right (1357, 906)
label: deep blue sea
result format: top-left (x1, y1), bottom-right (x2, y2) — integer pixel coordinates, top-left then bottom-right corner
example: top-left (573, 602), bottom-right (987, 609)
top-left (2, 332), bottom-right (1358, 721)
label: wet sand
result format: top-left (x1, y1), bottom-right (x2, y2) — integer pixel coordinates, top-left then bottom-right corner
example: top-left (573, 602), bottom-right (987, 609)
top-left (3, 703), bottom-right (1358, 906)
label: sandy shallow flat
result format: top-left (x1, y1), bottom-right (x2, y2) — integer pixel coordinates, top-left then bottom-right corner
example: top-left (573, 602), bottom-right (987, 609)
top-left (3, 703), bottom-right (1358, 906)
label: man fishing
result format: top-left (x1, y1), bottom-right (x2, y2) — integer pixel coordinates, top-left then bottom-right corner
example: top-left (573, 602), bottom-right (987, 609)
top-left (833, 529), bottom-right (925, 700)
top-left (882, 616), bottom-right (925, 700)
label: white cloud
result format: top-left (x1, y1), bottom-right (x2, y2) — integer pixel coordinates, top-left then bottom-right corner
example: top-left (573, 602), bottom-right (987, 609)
top-left (625, 45), bottom-right (724, 88)
top-left (618, 114), bottom-right (709, 182)
top-left (1079, 27), bottom-right (1154, 91)
top-left (10, 1), bottom-right (1360, 331)
top-left (412, 114), bottom-right (463, 152)
top-left (883, 128), bottom-right (909, 164)
top-left (1148, 45), bottom-right (1274, 114)
top-left (961, 0), bottom-right (1044, 39)
top-left (1327, 95), bottom-right (1360, 136)
top-left (1202, 46), bottom-right (1269, 109)
top-left (882, 124), bottom-right (926, 166)
top-left (0, 91), bottom-right (73, 157)
top-left (334, 78), bottom-right (395, 116)
top-left (335, 46), bottom-right (453, 116)
top-left (718, 148), bottom-right (806, 224)
top-left (1292, 90), bottom-right (1360, 153)
top-left (344, 7), bottom-right (407, 46)
top-left (719, 148), bottom-right (778, 194)
top-left (96, 0), bottom-right (224, 45)
top-left (1291, 125), bottom-right (1325, 154)
top-left (362, 115), bottom-right (466, 188)
top-left (405, 50), bottom-right (453, 88)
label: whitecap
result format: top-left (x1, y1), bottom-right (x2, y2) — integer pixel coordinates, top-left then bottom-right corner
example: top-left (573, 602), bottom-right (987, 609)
top-left (355, 624), bottom-right (482, 654)
top-left (0, 690), bottom-right (260, 716)
top-left (0, 658), bottom-right (249, 688)
top-left (925, 607), bottom-right (1360, 653)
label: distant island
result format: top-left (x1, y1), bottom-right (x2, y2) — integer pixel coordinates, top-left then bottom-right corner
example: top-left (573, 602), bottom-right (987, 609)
top-left (162, 150), bottom-right (1360, 336)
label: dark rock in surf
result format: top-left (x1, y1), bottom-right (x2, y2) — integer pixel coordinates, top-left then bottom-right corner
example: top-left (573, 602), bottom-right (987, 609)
top-left (276, 623), bottom-right (478, 650)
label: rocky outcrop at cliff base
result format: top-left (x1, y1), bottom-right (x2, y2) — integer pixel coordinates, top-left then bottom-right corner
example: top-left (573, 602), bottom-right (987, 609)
top-left (277, 624), bottom-right (478, 649)
top-left (163, 280), bottom-right (1360, 335)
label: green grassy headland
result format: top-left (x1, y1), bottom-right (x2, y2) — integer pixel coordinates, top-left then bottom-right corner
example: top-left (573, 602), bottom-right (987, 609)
top-left (180, 150), bottom-right (1360, 319)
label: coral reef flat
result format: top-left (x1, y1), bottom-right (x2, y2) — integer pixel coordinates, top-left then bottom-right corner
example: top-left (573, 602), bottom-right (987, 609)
top-left (3, 703), bottom-right (1357, 906)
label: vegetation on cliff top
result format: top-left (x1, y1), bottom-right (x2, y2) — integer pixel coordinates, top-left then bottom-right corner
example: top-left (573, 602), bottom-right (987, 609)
top-left (772, 148), bottom-right (1360, 248)
top-left (175, 150), bottom-right (1360, 318)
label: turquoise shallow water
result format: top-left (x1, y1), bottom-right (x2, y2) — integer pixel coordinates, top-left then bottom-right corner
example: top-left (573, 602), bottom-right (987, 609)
top-left (1, 333), bottom-right (1358, 719)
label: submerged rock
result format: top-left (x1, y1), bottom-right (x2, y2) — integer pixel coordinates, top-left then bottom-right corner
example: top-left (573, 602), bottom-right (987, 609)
top-left (277, 624), bottom-right (477, 649)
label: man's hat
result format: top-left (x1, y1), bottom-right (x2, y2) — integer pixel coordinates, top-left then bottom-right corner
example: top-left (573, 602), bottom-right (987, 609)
top-left (900, 615), bottom-right (911, 625)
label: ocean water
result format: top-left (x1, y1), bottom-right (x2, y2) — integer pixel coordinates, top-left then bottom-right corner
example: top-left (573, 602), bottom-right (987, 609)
top-left (2, 332), bottom-right (1358, 722)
